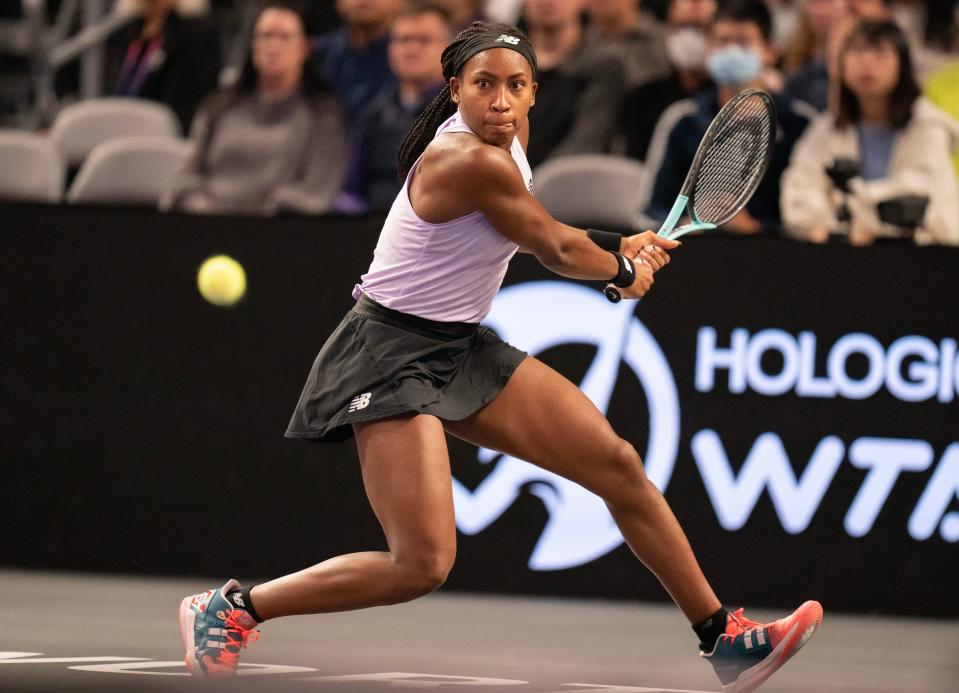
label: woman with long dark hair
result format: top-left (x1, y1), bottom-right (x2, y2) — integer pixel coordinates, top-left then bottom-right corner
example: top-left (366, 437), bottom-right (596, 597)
top-left (782, 20), bottom-right (959, 245)
top-left (179, 20), bottom-right (822, 692)
top-left (160, 1), bottom-right (345, 215)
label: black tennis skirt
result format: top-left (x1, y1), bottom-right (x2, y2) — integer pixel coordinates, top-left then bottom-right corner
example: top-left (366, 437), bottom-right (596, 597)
top-left (284, 295), bottom-right (527, 443)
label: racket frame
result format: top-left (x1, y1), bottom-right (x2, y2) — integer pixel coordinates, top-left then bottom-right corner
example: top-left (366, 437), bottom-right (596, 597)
top-left (657, 88), bottom-right (777, 240)
top-left (604, 88), bottom-right (776, 302)
top-left (657, 195), bottom-right (717, 241)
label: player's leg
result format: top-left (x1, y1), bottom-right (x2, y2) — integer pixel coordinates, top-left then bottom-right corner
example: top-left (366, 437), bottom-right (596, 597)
top-left (445, 357), bottom-right (822, 692)
top-left (444, 356), bottom-right (720, 623)
top-left (180, 413), bottom-right (456, 676)
top-left (250, 414), bottom-right (456, 619)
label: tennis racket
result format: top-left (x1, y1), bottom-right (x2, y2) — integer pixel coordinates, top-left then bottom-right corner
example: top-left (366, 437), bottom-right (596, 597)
top-left (605, 88), bottom-right (777, 303)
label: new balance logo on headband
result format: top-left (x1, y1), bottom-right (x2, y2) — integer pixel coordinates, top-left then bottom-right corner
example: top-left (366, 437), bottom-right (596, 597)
top-left (496, 34), bottom-right (521, 45)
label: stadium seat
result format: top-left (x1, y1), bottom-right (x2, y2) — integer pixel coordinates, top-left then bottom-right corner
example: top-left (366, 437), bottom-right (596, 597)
top-left (67, 135), bottom-right (193, 206)
top-left (0, 130), bottom-right (64, 202)
top-left (533, 155), bottom-right (645, 230)
top-left (50, 98), bottom-right (180, 168)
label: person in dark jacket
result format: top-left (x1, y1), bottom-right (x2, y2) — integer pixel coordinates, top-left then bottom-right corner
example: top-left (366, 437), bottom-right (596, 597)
top-left (639, 0), bottom-right (814, 235)
top-left (521, 0), bottom-right (627, 168)
top-left (109, 0), bottom-right (221, 132)
top-left (338, 1), bottom-right (451, 214)
top-left (313, 0), bottom-right (404, 120)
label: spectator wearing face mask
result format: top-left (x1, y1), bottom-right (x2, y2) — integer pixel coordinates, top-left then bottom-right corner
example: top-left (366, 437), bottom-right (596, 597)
top-left (313, 0), bottom-right (405, 119)
top-left (617, 0), bottom-right (717, 161)
top-left (781, 20), bottom-right (959, 245)
top-left (523, 0), bottom-right (626, 167)
top-left (637, 0), bottom-right (815, 235)
top-left (338, 1), bottom-right (452, 214)
top-left (584, 0), bottom-right (671, 90)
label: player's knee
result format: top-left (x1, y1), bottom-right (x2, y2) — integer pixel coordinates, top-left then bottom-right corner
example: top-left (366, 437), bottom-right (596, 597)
top-left (603, 439), bottom-right (650, 502)
top-left (394, 549), bottom-right (454, 601)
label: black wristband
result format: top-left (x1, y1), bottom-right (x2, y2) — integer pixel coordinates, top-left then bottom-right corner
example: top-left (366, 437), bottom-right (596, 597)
top-left (587, 228), bottom-right (622, 252)
top-left (609, 251), bottom-right (636, 288)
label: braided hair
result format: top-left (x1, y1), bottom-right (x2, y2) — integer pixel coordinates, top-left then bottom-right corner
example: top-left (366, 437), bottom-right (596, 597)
top-left (396, 21), bottom-right (532, 179)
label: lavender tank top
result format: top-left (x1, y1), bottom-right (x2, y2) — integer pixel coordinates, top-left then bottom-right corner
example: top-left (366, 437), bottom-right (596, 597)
top-left (352, 111), bottom-right (534, 323)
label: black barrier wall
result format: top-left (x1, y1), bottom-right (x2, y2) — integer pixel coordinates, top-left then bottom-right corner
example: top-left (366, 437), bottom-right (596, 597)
top-left (4, 204), bottom-right (958, 617)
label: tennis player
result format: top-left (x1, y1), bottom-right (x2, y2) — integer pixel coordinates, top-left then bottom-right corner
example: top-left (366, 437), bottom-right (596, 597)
top-left (179, 20), bottom-right (821, 693)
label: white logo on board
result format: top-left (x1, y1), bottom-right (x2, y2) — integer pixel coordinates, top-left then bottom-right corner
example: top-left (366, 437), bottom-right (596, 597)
top-left (451, 281), bottom-right (959, 561)
top-left (452, 281), bottom-right (680, 570)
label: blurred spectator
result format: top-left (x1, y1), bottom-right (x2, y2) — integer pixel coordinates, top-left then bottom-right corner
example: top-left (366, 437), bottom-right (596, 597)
top-left (523, 0), bottom-right (626, 167)
top-left (432, 0), bottom-right (486, 28)
top-left (109, 0), bottom-right (221, 132)
top-left (891, 0), bottom-right (959, 82)
top-left (617, 0), bottom-right (716, 160)
top-left (822, 0), bottom-right (890, 99)
top-left (305, 1), bottom-right (343, 33)
top-left (640, 0), bottom-right (814, 234)
top-left (338, 1), bottom-right (450, 213)
top-left (161, 1), bottom-right (346, 215)
top-left (781, 20), bottom-right (959, 245)
top-left (768, 0), bottom-right (802, 52)
top-left (782, 0), bottom-right (842, 109)
top-left (313, 0), bottom-right (405, 119)
top-left (584, 0), bottom-right (671, 89)
top-left (485, 0), bottom-right (525, 22)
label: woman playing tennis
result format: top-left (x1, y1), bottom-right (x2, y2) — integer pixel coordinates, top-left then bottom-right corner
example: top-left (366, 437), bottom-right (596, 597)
top-left (179, 20), bottom-right (821, 693)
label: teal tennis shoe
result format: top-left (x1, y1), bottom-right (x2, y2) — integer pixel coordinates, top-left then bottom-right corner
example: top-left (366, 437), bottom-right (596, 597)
top-left (178, 579), bottom-right (260, 677)
top-left (702, 601), bottom-right (823, 692)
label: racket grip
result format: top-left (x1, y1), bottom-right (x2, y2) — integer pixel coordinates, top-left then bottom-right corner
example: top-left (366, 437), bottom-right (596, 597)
top-left (604, 285), bottom-right (622, 303)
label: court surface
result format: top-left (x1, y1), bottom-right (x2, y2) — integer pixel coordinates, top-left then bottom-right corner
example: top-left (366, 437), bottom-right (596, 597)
top-left (2, 569), bottom-right (956, 693)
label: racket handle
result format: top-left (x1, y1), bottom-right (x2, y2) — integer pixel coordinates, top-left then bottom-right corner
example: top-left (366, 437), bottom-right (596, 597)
top-left (604, 285), bottom-right (622, 303)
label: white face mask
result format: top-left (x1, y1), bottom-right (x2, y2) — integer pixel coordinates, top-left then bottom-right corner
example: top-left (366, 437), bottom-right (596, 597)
top-left (706, 44), bottom-right (763, 85)
top-left (666, 27), bottom-right (708, 72)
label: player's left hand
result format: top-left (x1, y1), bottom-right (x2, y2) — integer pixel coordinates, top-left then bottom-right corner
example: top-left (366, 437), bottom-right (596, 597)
top-left (620, 231), bottom-right (679, 272)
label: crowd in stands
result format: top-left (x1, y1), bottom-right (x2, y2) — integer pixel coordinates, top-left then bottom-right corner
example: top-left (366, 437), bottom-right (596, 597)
top-left (0, 0), bottom-right (957, 245)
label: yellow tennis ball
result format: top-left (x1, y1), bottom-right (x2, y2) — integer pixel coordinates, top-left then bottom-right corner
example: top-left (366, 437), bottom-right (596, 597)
top-left (197, 255), bottom-right (246, 307)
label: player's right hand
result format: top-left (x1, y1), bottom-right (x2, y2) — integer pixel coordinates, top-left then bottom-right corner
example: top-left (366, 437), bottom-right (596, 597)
top-left (618, 258), bottom-right (655, 300)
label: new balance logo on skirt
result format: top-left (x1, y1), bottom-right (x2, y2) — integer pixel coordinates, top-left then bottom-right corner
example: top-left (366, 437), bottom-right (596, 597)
top-left (349, 393), bottom-right (372, 412)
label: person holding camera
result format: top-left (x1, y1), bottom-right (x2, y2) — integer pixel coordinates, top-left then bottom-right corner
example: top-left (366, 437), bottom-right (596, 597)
top-left (780, 20), bottom-right (959, 245)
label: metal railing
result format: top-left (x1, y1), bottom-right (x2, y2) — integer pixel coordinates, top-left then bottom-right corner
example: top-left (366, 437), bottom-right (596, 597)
top-left (0, 0), bottom-right (132, 127)
top-left (1, 0), bottom-right (251, 128)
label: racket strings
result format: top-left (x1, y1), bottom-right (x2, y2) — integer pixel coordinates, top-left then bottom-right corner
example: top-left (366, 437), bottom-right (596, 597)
top-left (691, 95), bottom-right (773, 226)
